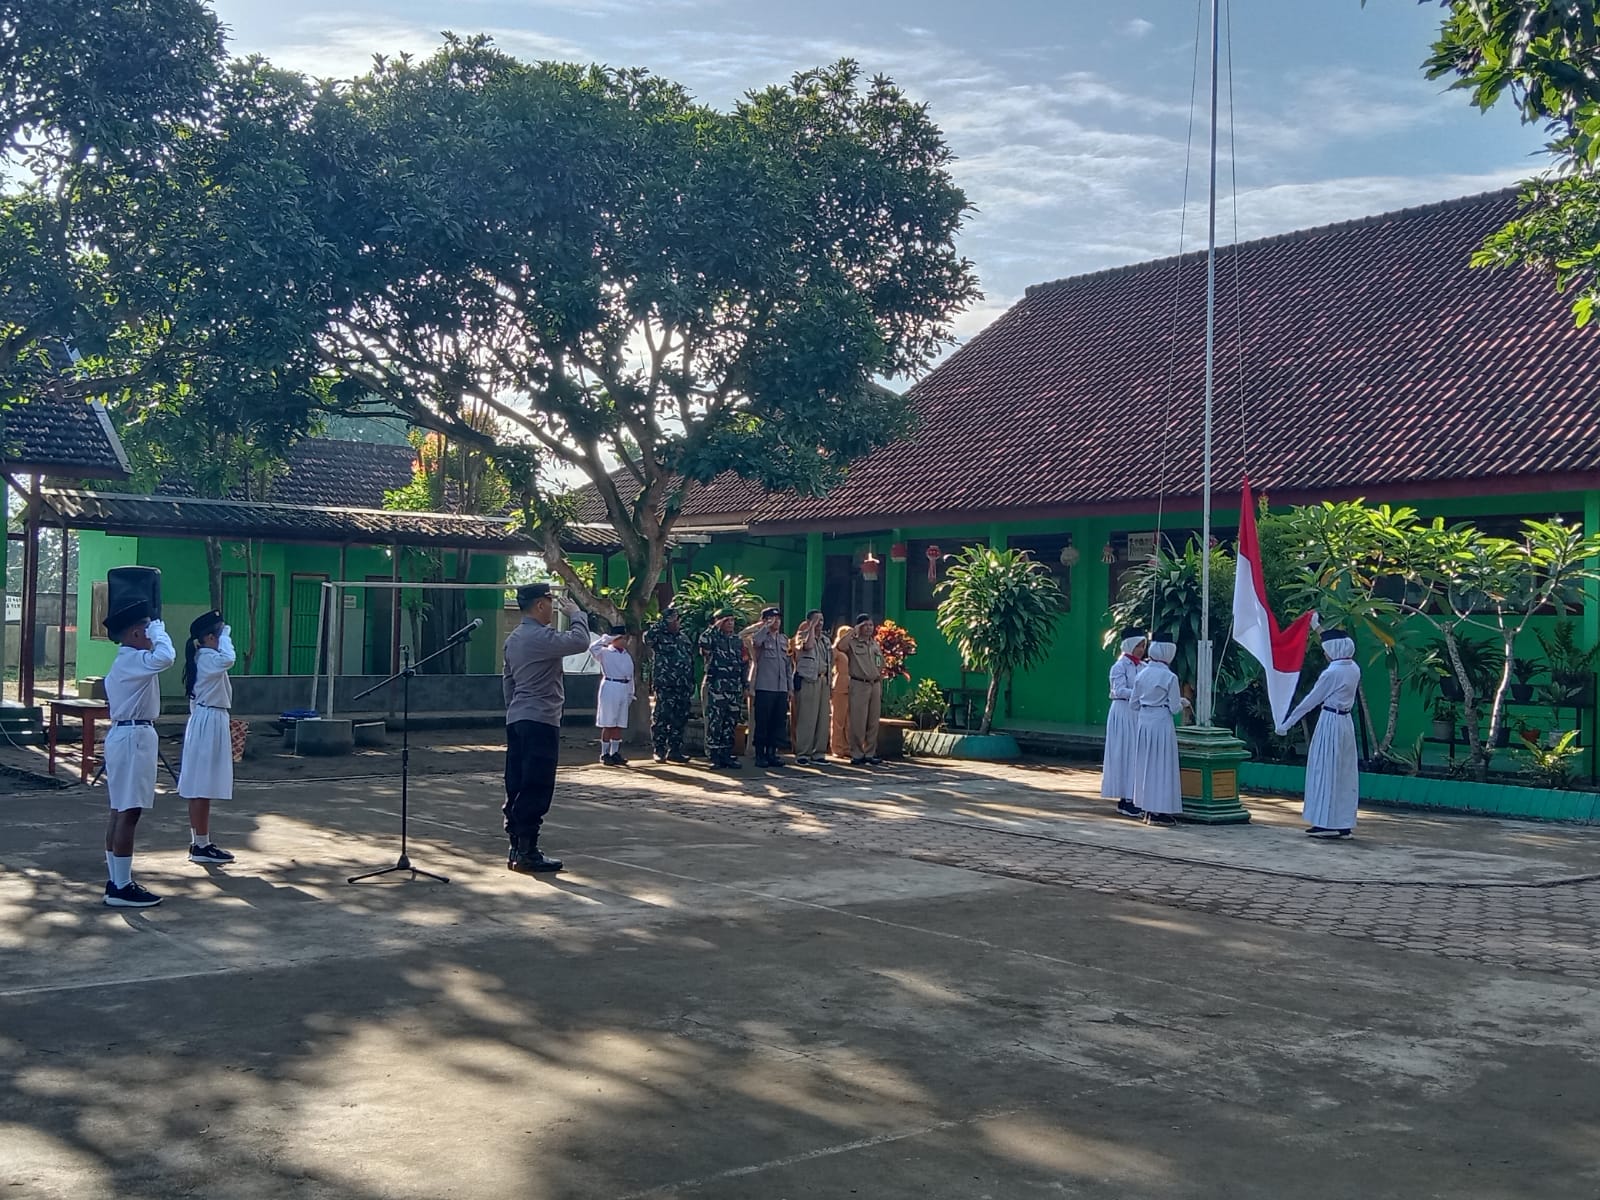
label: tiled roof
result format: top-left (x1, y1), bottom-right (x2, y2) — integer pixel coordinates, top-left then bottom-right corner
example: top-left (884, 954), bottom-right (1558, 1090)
top-left (565, 469), bottom-right (770, 528)
top-left (749, 189), bottom-right (1600, 533)
top-left (40, 489), bottom-right (537, 551)
top-left (270, 439), bottom-right (417, 508)
top-left (154, 438), bottom-right (417, 508)
top-left (0, 395), bottom-right (131, 479)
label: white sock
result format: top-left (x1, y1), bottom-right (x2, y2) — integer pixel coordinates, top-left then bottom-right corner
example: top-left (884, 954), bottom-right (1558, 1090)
top-left (110, 854), bottom-right (133, 888)
top-left (189, 826), bottom-right (210, 848)
top-left (105, 851), bottom-right (116, 881)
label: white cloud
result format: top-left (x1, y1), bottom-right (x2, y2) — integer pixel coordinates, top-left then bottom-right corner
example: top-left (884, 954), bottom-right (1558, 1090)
top-left (1123, 17), bottom-right (1155, 39)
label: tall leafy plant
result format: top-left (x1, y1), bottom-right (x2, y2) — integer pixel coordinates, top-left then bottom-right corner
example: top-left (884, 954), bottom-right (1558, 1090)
top-left (671, 568), bottom-right (762, 644)
top-left (936, 547), bottom-right (1063, 734)
top-left (1106, 540), bottom-right (1235, 697)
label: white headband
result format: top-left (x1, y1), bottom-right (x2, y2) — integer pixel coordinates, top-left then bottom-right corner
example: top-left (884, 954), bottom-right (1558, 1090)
top-left (1146, 641), bottom-right (1176, 664)
top-left (1322, 637), bottom-right (1355, 661)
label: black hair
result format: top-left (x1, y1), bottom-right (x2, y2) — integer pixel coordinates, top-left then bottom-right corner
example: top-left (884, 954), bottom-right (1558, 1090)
top-left (182, 618), bottom-right (225, 699)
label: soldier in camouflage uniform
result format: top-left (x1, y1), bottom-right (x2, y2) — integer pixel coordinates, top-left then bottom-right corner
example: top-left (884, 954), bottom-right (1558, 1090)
top-left (644, 606), bottom-right (695, 763)
top-left (698, 609), bottom-right (748, 769)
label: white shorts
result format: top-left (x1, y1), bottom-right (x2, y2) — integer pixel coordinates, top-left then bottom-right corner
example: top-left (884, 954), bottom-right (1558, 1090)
top-left (104, 724), bottom-right (159, 812)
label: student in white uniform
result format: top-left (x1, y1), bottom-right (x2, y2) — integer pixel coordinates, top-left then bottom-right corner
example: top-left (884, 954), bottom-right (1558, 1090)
top-left (592, 625), bottom-right (636, 766)
top-left (177, 610), bottom-right (238, 864)
top-left (1131, 633), bottom-right (1190, 827)
top-left (1276, 628), bottom-right (1362, 839)
top-left (101, 602), bottom-right (176, 907)
top-left (1101, 625), bottom-right (1147, 818)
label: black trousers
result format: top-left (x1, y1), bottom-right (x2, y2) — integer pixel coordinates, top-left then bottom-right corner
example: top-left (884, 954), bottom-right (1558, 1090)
top-left (504, 720), bottom-right (560, 843)
top-left (752, 689), bottom-right (789, 760)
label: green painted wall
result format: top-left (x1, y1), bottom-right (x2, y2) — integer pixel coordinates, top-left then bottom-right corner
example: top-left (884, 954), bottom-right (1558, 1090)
top-left (686, 489), bottom-right (1600, 746)
top-left (77, 532), bottom-right (510, 692)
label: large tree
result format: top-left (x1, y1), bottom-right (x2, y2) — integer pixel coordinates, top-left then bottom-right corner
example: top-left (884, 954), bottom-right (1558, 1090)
top-left (310, 39), bottom-right (979, 627)
top-left (0, 0), bottom-right (225, 404)
top-left (1409, 0), bottom-right (1600, 322)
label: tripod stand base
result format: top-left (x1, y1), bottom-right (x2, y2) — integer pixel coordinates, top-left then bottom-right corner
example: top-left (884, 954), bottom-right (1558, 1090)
top-left (347, 853), bottom-right (450, 885)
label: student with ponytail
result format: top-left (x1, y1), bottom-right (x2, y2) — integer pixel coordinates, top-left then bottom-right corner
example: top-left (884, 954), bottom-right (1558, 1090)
top-left (176, 611), bottom-right (237, 864)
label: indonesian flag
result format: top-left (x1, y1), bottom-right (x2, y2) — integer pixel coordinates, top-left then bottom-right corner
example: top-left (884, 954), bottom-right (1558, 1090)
top-left (1232, 478), bottom-right (1316, 727)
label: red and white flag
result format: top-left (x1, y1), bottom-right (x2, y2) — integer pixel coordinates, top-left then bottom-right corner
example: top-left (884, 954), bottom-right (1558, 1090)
top-left (1232, 478), bottom-right (1316, 727)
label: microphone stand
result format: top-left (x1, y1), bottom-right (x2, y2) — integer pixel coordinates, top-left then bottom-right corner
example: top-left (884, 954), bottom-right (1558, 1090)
top-left (347, 631), bottom-right (472, 885)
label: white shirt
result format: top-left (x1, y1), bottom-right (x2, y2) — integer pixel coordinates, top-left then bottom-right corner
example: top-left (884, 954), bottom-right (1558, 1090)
top-left (591, 637), bottom-right (636, 685)
top-left (1133, 659), bottom-right (1186, 715)
top-left (1281, 659), bottom-right (1363, 730)
top-left (190, 627), bottom-right (236, 710)
top-left (105, 619), bottom-right (176, 721)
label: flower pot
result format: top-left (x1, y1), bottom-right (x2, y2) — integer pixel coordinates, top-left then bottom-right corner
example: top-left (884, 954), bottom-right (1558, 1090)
top-left (1431, 719), bottom-right (1453, 740)
top-left (1510, 682), bottom-right (1533, 703)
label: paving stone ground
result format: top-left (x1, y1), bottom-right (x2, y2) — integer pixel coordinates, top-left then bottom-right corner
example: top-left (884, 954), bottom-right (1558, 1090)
top-left (546, 758), bottom-right (1600, 980)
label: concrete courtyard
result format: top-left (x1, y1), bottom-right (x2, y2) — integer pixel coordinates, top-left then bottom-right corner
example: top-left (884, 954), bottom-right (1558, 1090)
top-left (3, 754), bottom-right (1599, 1198)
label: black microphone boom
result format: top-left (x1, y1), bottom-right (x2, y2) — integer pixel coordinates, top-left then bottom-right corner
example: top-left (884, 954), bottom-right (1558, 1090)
top-left (447, 618), bottom-right (483, 642)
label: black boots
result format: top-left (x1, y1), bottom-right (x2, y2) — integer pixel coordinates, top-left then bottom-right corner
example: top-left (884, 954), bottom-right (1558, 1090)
top-left (508, 835), bottom-right (564, 874)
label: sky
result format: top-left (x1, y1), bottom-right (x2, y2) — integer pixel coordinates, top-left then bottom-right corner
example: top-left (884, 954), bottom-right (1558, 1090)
top-left (210, 0), bottom-right (1551, 347)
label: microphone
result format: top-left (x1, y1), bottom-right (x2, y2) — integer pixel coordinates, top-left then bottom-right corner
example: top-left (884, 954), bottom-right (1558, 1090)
top-left (447, 618), bottom-right (483, 642)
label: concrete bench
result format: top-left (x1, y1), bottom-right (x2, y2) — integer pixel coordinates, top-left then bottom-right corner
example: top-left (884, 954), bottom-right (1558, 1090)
top-left (292, 718), bottom-right (354, 756)
top-left (352, 720), bottom-right (387, 748)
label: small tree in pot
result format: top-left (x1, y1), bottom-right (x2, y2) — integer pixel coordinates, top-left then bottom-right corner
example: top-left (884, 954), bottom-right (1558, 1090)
top-left (935, 547), bottom-right (1063, 734)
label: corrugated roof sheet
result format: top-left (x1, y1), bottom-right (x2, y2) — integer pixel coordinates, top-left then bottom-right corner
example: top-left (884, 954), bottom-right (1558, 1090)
top-left (40, 489), bottom-right (538, 551)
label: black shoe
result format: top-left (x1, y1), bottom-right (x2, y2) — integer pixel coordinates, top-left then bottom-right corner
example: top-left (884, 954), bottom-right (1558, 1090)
top-left (767, 756), bottom-right (787, 768)
top-left (188, 843), bottom-right (234, 864)
top-left (653, 753), bottom-right (667, 763)
top-left (667, 753), bottom-right (692, 764)
top-left (1308, 827), bottom-right (1351, 840)
top-left (1116, 800), bottom-right (1144, 819)
top-left (612, 752), bottom-right (630, 766)
top-left (508, 839), bottom-right (564, 873)
top-left (850, 757), bottom-right (868, 766)
top-left (866, 755), bottom-right (883, 765)
top-left (1144, 812), bottom-right (1177, 827)
top-left (105, 880), bottom-right (162, 908)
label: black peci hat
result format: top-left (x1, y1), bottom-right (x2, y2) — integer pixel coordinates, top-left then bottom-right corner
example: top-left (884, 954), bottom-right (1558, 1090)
top-left (854, 612), bottom-right (872, 625)
top-left (1320, 628), bottom-right (1351, 644)
top-left (103, 601), bottom-right (151, 640)
top-left (1119, 626), bottom-right (1147, 641)
top-left (761, 606), bottom-right (781, 619)
top-left (516, 582), bottom-right (552, 609)
top-left (609, 624), bottom-right (627, 635)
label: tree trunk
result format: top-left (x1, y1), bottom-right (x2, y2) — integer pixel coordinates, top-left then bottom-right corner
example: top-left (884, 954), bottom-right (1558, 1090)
top-left (979, 672), bottom-right (1001, 735)
top-left (204, 536), bottom-right (224, 611)
top-left (244, 539), bottom-right (261, 673)
top-left (1376, 650), bottom-right (1401, 760)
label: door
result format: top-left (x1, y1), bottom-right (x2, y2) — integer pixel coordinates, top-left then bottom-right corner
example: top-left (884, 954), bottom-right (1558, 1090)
top-left (363, 575), bottom-right (394, 676)
top-left (823, 554), bottom-right (884, 631)
top-left (288, 574), bottom-right (329, 675)
top-left (220, 572), bottom-right (276, 675)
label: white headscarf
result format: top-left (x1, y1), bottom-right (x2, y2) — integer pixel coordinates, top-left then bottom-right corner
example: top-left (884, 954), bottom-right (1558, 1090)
top-left (1322, 637), bottom-right (1355, 661)
top-left (1120, 635), bottom-right (1145, 656)
top-left (1146, 640), bottom-right (1177, 664)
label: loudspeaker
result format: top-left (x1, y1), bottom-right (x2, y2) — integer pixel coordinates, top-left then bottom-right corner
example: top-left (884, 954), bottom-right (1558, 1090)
top-left (106, 566), bottom-right (161, 620)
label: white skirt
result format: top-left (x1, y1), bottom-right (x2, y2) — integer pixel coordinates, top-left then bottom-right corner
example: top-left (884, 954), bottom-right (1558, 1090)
top-left (1132, 708), bottom-right (1183, 815)
top-left (1302, 710), bottom-right (1359, 830)
top-left (105, 724), bottom-right (159, 811)
top-left (1101, 699), bottom-right (1139, 798)
top-left (595, 679), bottom-right (634, 728)
top-left (178, 705), bottom-right (234, 800)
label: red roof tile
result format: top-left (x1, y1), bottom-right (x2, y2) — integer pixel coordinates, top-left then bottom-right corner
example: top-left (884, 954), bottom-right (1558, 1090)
top-left (749, 189), bottom-right (1600, 533)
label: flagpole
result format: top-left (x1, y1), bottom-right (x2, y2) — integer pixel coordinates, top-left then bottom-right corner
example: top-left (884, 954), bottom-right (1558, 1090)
top-left (1197, 0), bottom-right (1220, 728)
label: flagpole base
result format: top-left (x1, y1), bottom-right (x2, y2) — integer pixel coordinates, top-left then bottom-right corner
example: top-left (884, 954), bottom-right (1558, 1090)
top-left (1176, 724), bottom-right (1253, 825)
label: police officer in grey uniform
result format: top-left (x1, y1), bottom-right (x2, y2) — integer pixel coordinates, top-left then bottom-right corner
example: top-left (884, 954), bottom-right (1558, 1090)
top-left (503, 583), bottom-right (591, 873)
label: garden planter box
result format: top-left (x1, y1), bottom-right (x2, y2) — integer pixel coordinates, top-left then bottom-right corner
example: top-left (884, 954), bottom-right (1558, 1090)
top-left (1239, 761), bottom-right (1600, 823)
top-left (904, 729), bottom-right (1021, 761)
top-left (877, 718), bottom-right (912, 759)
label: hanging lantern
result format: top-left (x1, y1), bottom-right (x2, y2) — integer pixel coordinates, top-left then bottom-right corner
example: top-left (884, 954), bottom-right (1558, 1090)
top-left (1058, 545), bottom-right (1080, 568)
top-left (889, 542), bottom-right (908, 564)
top-left (861, 546), bottom-right (881, 582)
top-left (925, 543), bottom-right (942, 583)
top-left (1101, 542), bottom-right (1116, 565)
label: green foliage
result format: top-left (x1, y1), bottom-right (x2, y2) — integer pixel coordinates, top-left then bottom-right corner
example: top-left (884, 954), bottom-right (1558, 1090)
top-left (1398, 1), bottom-right (1600, 321)
top-left (671, 568), bottom-right (762, 643)
top-left (1106, 539), bottom-right (1235, 691)
top-left (384, 424), bottom-right (513, 516)
top-left (884, 677), bottom-right (948, 729)
top-left (1518, 728), bottom-right (1583, 789)
top-left (935, 547), bottom-right (1063, 734)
